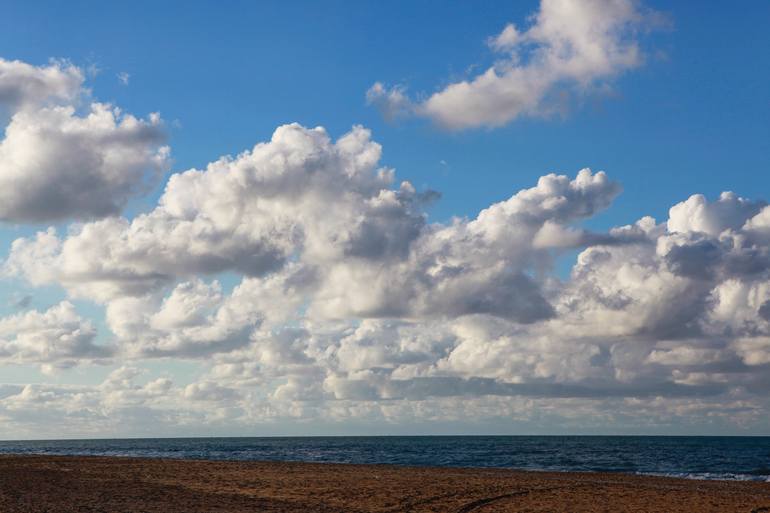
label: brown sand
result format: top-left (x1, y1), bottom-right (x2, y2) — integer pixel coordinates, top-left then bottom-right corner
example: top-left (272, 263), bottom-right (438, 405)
top-left (1, 455), bottom-right (769, 512)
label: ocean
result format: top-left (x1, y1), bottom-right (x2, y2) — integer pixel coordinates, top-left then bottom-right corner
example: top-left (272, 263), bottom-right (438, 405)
top-left (1, 436), bottom-right (768, 482)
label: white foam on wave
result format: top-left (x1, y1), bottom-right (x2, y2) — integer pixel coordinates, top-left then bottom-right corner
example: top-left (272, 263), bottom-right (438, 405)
top-left (637, 471), bottom-right (770, 482)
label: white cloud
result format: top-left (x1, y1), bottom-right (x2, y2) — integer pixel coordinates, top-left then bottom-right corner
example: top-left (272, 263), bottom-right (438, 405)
top-left (733, 337), bottom-right (770, 366)
top-left (3, 124), bottom-right (425, 302)
top-left (0, 57), bottom-right (169, 222)
top-left (310, 168), bottom-right (621, 322)
top-left (1, 364), bottom-right (764, 438)
top-left (0, 301), bottom-right (109, 368)
top-left (0, 58), bottom-right (82, 112)
top-left (4, 119), bottom-right (770, 434)
top-left (369, 0), bottom-right (660, 129)
top-left (667, 191), bottom-right (763, 236)
top-left (105, 267), bottom-right (308, 358)
top-left (365, 82), bottom-right (412, 121)
top-left (5, 124), bottom-right (619, 328)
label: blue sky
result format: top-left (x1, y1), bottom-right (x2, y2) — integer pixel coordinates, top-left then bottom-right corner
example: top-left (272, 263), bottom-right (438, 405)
top-left (1, 0), bottom-right (770, 438)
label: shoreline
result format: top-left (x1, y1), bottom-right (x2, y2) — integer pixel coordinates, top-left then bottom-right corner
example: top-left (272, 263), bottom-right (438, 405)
top-left (1, 452), bottom-right (769, 483)
top-left (0, 452), bottom-right (770, 482)
top-left (2, 455), bottom-right (770, 512)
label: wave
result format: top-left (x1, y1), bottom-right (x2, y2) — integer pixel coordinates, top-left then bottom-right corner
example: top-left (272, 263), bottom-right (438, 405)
top-left (637, 471), bottom-right (770, 482)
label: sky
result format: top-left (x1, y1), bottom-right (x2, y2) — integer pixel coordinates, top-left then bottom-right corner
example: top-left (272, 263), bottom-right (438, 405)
top-left (0, 0), bottom-right (769, 439)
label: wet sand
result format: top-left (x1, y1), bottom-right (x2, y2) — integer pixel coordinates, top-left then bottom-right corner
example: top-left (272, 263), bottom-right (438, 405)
top-left (1, 455), bottom-right (769, 512)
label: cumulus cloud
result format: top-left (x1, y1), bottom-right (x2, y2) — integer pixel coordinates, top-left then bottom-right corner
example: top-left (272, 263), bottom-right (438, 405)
top-left (194, 179), bottom-right (770, 431)
top-left (4, 119), bottom-right (770, 434)
top-left (311, 168), bottom-right (621, 322)
top-left (5, 124), bottom-right (618, 330)
top-left (0, 57), bottom-right (169, 222)
top-left (4, 124), bottom-right (409, 300)
top-left (368, 0), bottom-right (661, 129)
top-left (0, 58), bottom-right (81, 112)
top-left (0, 301), bottom-right (110, 368)
top-left (105, 266), bottom-right (309, 358)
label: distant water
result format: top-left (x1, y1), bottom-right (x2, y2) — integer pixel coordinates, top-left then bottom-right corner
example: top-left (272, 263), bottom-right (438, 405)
top-left (1, 436), bottom-right (769, 482)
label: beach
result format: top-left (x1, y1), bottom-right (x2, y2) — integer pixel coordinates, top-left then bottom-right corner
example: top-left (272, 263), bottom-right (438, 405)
top-left (1, 455), bottom-right (769, 512)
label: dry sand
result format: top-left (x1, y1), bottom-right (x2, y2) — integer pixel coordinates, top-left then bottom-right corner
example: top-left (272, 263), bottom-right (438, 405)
top-left (1, 455), bottom-right (769, 512)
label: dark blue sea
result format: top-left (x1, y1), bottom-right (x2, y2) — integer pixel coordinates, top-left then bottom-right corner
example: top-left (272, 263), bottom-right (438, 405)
top-left (1, 436), bottom-right (768, 482)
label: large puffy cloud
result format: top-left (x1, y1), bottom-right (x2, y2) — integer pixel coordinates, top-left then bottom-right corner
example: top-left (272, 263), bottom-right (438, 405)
top-left (0, 59), bottom-right (81, 112)
top-left (0, 301), bottom-right (109, 369)
top-left (4, 124), bottom-right (410, 300)
top-left (192, 182), bottom-right (770, 424)
top-left (311, 169), bottom-right (621, 322)
top-left (105, 265), bottom-right (309, 358)
top-left (368, 0), bottom-right (661, 129)
top-left (0, 57), bottom-right (169, 222)
top-left (5, 123), bottom-right (619, 329)
top-left (5, 120), bottom-right (770, 434)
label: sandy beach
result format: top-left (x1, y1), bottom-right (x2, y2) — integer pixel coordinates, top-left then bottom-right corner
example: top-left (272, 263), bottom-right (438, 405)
top-left (0, 455), bottom-right (768, 512)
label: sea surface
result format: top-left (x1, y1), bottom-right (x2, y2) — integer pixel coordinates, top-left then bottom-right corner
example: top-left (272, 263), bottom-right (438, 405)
top-left (1, 436), bottom-right (768, 482)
